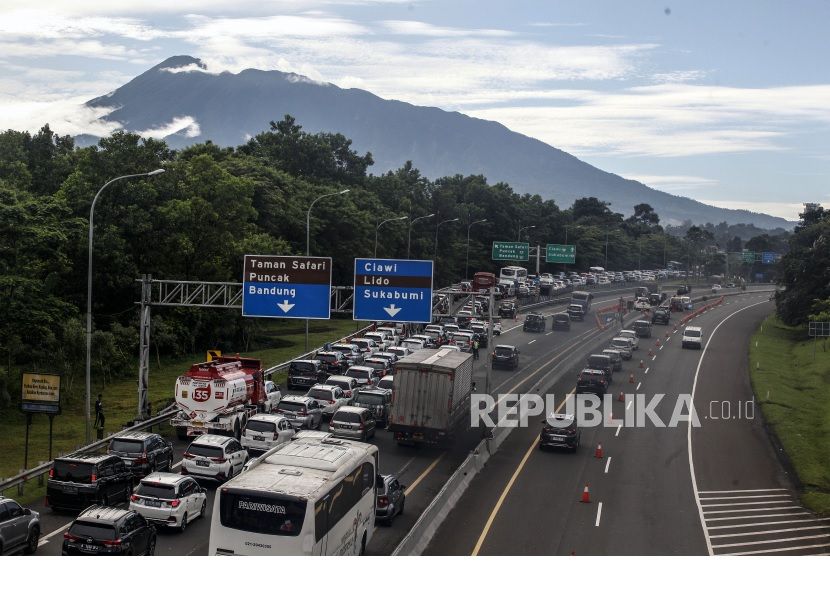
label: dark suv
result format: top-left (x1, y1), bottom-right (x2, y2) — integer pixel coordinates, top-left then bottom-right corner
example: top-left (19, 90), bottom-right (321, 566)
top-left (107, 432), bottom-right (174, 478)
top-left (567, 304), bottom-right (586, 321)
top-left (62, 506), bottom-right (156, 555)
top-left (575, 368), bottom-right (609, 396)
top-left (552, 313), bottom-right (571, 331)
top-left (287, 359), bottom-right (327, 390)
top-left (523, 313), bottom-right (546, 332)
top-left (316, 351), bottom-right (350, 375)
top-left (47, 453), bottom-right (132, 511)
top-left (652, 307), bottom-right (671, 325)
top-left (492, 345), bottom-right (519, 370)
top-left (539, 414), bottom-right (581, 452)
top-left (499, 302), bottom-right (518, 319)
top-left (350, 387), bottom-right (393, 427)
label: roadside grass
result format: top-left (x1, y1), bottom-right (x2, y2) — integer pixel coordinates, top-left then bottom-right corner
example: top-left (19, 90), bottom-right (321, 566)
top-left (749, 315), bottom-right (830, 515)
top-left (0, 317), bottom-right (367, 504)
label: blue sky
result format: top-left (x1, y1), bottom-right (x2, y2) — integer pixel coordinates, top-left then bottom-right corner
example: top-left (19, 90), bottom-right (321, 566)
top-left (1, 0), bottom-right (828, 221)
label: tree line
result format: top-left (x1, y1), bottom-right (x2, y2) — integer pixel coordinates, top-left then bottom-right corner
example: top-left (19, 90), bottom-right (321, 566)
top-left (0, 115), bottom-right (804, 406)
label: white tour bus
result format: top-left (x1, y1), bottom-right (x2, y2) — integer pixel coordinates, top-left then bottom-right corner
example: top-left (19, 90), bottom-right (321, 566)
top-left (589, 266), bottom-right (605, 275)
top-left (208, 431), bottom-right (378, 556)
top-left (499, 266), bottom-right (528, 286)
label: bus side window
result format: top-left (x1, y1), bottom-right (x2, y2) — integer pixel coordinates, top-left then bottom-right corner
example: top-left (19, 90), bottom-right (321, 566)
top-left (315, 497), bottom-right (329, 542)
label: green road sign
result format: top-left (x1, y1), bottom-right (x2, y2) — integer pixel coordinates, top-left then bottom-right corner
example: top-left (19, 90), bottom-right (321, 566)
top-left (492, 241), bottom-right (529, 261)
top-left (546, 244), bottom-right (576, 264)
top-left (742, 250), bottom-right (755, 264)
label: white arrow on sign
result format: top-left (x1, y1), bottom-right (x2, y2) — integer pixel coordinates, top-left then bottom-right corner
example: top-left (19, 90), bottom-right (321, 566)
top-left (383, 304), bottom-right (402, 318)
top-left (277, 300), bottom-right (295, 313)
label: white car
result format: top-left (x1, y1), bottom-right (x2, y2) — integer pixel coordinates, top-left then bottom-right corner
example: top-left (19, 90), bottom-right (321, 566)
top-left (344, 365), bottom-right (379, 387)
top-left (324, 375), bottom-right (359, 399)
top-left (241, 414), bottom-right (295, 453)
top-left (262, 379), bottom-right (282, 413)
top-left (609, 337), bottom-right (634, 360)
top-left (130, 473), bottom-right (207, 531)
top-left (305, 384), bottom-right (348, 416)
top-left (634, 298), bottom-right (651, 311)
top-left (364, 332), bottom-right (390, 352)
top-left (402, 337), bottom-right (426, 351)
top-left (375, 327), bottom-right (401, 346)
top-left (618, 329), bottom-right (640, 350)
top-left (181, 435), bottom-right (248, 482)
top-left (387, 345), bottom-right (411, 359)
top-left (711, 284), bottom-right (722, 293)
top-left (682, 326), bottom-right (703, 349)
top-left (378, 375), bottom-right (394, 391)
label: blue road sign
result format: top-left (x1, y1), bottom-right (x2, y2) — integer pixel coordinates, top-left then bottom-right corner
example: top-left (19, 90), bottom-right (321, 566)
top-left (242, 255), bottom-right (332, 319)
top-left (762, 251), bottom-right (776, 265)
top-left (353, 258), bottom-right (434, 323)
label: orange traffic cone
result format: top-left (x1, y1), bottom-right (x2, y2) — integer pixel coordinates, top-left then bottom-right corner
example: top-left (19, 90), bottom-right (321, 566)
top-left (639, 359), bottom-right (645, 369)
top-left (629, 373), bottom-right (635, 384)
top-left (580, 483), bottom-right (591, 503)
top-left (656, 339), bottom-right (662, 348)
top-left (594, 444), bottom-right (604, 459)
top-left (618, 391), bottom-right (625, 402)
top-left (648, 348), bottom-right (654, 357)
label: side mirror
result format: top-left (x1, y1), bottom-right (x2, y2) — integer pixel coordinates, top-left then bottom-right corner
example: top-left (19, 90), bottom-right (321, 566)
top-left (24, 508), bottom-right (31, 516)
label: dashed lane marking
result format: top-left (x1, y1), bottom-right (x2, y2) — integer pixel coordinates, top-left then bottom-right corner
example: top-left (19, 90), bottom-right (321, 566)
top-left (528, 339), bottom-right (537, 345)
top-left (615, 424), bottom-right (622, 437)
top-left (595, 502), bottom-right (603, 527)
top-left (604, 457), bottom-right (612, 474)
top-left (636, 382), bottom-right (642, 391)
top-left (644, 367), bottom-right (649, 374)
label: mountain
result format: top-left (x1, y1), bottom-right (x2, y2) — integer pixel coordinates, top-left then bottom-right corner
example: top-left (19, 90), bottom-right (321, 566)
top-left (84, 55), bottom-right (793, 230)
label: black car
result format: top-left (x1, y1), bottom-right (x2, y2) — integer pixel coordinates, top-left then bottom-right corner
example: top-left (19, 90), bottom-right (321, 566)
top-left (539, 414), bottom-right (581, 452)
top-left (575, 368), bottom-right (609, 396)
top-left (552, 313), bottom-right (571, 331)
top-left (677, 284), bottom-right (692, 295)
top-left (498, 302), bottom-right (518, 319)
top-left (47, 453), bottom-right (132, 512)
top-left (652, 307), bottom-right (671, 325)
top-left (523, 313), bottom-right (546, 332)
top-left (107, 432), bottom-right (174, 478)
top-left (633, 319), bottom-right (653, 338)
top-left (287, 359), bottom-right (328, 390)
top-left (587, 354), bottom-right (614, 382)
top-left (350, 387), bottom-right (393, 427)
top-left (62, 506), bottom-right (156, 555)
top-left (316, 351), bottom-right (350, 374)
top-left (492, 345), bottom-right (519, 370)
top-left (648, 293), bottom-right (662, 306)
top-left (375, 474), bottom-right (406, 524)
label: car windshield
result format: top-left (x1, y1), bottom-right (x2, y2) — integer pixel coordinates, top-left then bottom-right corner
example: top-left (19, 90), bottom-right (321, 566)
top-left (109, 439), bottom-right (144, 453)
top-left (378, 379), bottom-right (394, 389)
top-left (334, 411), bottom-right (363, 423)
top-left (685, 330), bottom-right (702, 337)
top-left (318, 354), bottom-right (338, 363)
top-left (306, 388), bottom-right (331, 400)
top-left (495, 347), bottom-right (513, 357)
top-left (188, 444), bottom-right (224, 458)
top-left (277, 401), bottom-right (305, 412)
top-left (69, 521), bottom-right (116, 541)
top-left (52, 460), bottom-right (94, 483)
top-left (290, 362), bottom-right (314, 372)
top-left (345, 368), bottom-right (368, 379)
top-left (246, 419), bottom-right (278, 433)
top-left (135, 482), bottom-right (177, 499)
top-left (329, 379), bottom-right (352, 391)
top-left (354, 392), bottom-right (384, 406)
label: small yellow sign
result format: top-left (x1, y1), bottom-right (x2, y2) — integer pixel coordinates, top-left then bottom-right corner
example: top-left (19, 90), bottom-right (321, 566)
top-left (21, 372), bottom-right (61, 414)
top-left (207, 349), bottom-right (222, 362)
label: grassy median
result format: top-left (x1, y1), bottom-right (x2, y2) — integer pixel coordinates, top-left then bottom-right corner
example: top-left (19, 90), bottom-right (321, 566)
top-left (0, 317), bottom-right (366, 504)
top-left (749, 315), bottom-right (830, 515)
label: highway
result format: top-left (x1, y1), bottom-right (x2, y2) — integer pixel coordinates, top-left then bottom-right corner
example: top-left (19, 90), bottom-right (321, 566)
top-left (423, 287), bottom-right (829, 555)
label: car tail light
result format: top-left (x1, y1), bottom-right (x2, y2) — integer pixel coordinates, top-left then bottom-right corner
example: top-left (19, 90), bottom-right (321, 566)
top-left (183, 452), bottom-right (194, 459)
top-left (90, 473), bottom-right (97, 482)
top-left (377, 496), bottom-right (389, 507)
top-left (130, 494), bottom-right (139, 502)
top-left (49, 468), bottom-right (54, 478)
top-left (600, 379), bottom-right (606, 385)
top-left (169, 499), bottom-right (181, 508)
top-left (64, 532), bottom-right (80, 542)
top-left (102, 539), bottom-right (122, 547)
top-left (134, 453), bottom-right (148, 465)
top-left (211, 457), bottom-right (227, 464)
top-left (299, 409), bottom-right (308, 416)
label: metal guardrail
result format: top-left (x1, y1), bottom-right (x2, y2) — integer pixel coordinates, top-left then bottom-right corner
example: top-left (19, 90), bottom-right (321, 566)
top-left (262, 323), bottom-right (376, 377)
top-left (0, 406), bottom-right (179, 495)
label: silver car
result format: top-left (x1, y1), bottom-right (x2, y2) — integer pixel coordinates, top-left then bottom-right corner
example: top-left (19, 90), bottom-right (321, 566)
top-left (275, 396), bottom-right (324, 429)
top-left (618, 330), bottom-right (640, 350)
top-left (0, 496), bottom-right (40, 555)
top-left (610, 337), bottom-right (634, 360)
top-left (328, 406), bottom-right (377, 441)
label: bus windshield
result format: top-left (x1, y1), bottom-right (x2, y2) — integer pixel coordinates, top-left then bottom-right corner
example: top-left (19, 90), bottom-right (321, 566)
top-left (219, 490), bottom-right (307, 537)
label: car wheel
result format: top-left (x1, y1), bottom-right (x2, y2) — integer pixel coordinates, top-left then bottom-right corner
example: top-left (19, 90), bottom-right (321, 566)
top-left (180, 514), bottom-right (188, 533)
top-left (200, 498), bottom-right (207, 519)
top-left (24, 526), bottom-right (40, 555)
top-left (398, 496), bottom-right (405, 516)
top-left (149, 458), bottom-right (157, 473)
top-left (146, 537), bottom-right (156, 556)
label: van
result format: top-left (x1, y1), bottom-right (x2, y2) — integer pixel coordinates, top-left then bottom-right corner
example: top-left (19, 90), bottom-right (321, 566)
top-left (587, 354), bottom-right (614, 381)
top-left (633, 320), bottom-right (652, 338)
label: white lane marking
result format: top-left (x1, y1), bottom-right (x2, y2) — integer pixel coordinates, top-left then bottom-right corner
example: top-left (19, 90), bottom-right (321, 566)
top-left (615, 424), bottom-right (622, 437)
top-left (659, 344), bottom-right (664, 350)
top-left (396, 456), bottom-right (417, 477)
top-left (528, 339), bottom-right (537, 345)
top-left (698, 488), bottom-right (788, 494)
top-left (404, 453), bottom-right (445, 497)
top-left (651, 354), bottom-right (656, 361)
top-left (700, 494), bottom-right (795, 501)
top-left (39, 522), bottom-right (71, 546)
top-left (604, 457), bottom-right (612, 474)
top-left (595, 502), bottom-right (603, 527)
top-left (706, 511), bottom-right (811, 522)
top-left (545, 331), bottom-right (553, 336)
top-left (687, 298), bottom-right (772, 556)
top-left (636, 382), bottom-right (642, 391)
top-left (710, 524), bottom-right (830, 539)
top-left (644, 367), bottom-right (650, 374)
top-left (626, 400), bottom-right (633, 411)
top-left (703, 506), bottom-right (805, 515)
top-left (702, 500), bottom-right (794, 508)
top-left (720, 542), bottom-right (830, 556)
top-left (712, 534), bottom-right (830, 550)
top-left (708, 520), bottom-right (830, 531)
top-left (173, 460), bottom-right (182, 470)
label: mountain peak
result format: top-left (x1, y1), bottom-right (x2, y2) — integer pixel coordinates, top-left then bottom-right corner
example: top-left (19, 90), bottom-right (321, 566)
top-left (154, 55), bottom-right (206, 73)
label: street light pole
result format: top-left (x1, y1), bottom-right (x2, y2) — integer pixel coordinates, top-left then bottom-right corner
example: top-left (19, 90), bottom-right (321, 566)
top-left (518, 225), bottom-right (535, 241)
top-left (86, 168), bottom-right (165, 444)
top-left (374, 215), bottom-right (408, 258)
top-left (604, 231), bottom-right (610, 269)
top-left (407, 213), bottom-right (434, 259)
top-left (465, 219), bottom-right (487, 279)
top-left (305, 189), bottom-right (349, 352)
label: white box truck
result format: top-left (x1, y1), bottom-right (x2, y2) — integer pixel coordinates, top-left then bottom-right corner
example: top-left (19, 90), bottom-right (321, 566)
top-left (389, 347), bottom-right (473, 447)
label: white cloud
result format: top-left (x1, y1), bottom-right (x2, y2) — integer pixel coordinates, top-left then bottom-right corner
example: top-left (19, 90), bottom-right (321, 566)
top-left (137, 116), bottom-right (201, 139)
top-left (381, 20), bottom-right (513, 37)
top-left (698, 200), bottom-right (806, 221)
top-left (619, 174), bottom-right (718, 193)
top-left (651, 70), bottom-right (707, 83)
top-left (0, 97), bottom-right (122, 137)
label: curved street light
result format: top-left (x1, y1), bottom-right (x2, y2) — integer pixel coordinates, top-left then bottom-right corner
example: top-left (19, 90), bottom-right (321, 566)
top-left (86, 168), bottom-right (165, 443)
top-left (518, 225), bottom-right (536, 241)
top-left (435, 217), bottom-right (460, 259)
top-left (465, 219), bottom-right (487, 279)
top-left (407, 213), bottom-right (435, 259)
top-left (375, 215), bottom-right (408, 258)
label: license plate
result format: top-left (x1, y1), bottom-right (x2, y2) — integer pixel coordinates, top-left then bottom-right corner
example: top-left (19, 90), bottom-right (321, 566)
top-left (146, 499), bottom-right (161, 508)
top-left (548, 435), bottom-right (566, 441)
top-left (82, 544), bottom-right (98, 551)
top-left (63, 486), bottom-right (78, 494)
top-left (191, 420), bottom-right (204, 428)
top-left (196, 459), bottom-right (210, 467)
top-left (253, 435), bottom-right (264, 441)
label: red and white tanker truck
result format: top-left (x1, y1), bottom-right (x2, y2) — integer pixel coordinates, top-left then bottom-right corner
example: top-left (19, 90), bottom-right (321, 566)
top-left (170, 356), bottom-right (281, 440)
